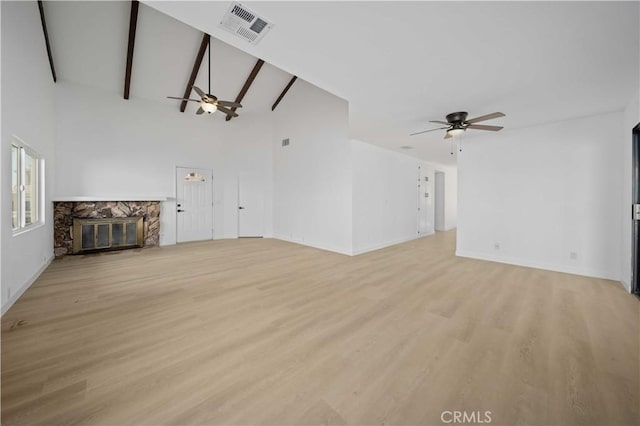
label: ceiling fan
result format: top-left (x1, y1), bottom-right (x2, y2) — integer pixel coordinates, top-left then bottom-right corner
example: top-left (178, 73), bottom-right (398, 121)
top-left (167, 37), bottom-right (242, 117)
top-left (411, 111), bottom-right (505, 138)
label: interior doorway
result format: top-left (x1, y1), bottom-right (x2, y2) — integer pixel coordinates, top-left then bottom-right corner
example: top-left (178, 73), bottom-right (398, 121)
top-left (632, 124), bottom-right (640, 295)
top-left (417, 165), bottom-right (430, 236)
top-left (238, 171), bottom-right (265, 237)
top-left (434, 171), bottom-right (445, 231)
top-left (176, 167), bottom-right (213, 243)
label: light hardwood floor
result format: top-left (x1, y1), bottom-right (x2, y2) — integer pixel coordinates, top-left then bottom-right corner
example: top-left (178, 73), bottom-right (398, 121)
top-left (1, 231), bottom-right (638, 425)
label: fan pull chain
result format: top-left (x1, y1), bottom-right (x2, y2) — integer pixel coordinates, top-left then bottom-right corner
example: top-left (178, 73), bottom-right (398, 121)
top-left (459, 134), bottom-right (463, 152)
top-left (450, 138), bottom-right (454, 155)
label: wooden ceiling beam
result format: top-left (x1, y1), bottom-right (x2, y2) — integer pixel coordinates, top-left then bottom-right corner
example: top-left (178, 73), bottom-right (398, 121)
top-left (37, 1), bottom-right (57, 83)
top-left (123, 0), bottom-right (139, 99)
top-left (271, 76), bottom-right (297, 111)
top-left (180, 33), bottom-right (210, 113)
top-left (225, 59), bottom-right (265, 121)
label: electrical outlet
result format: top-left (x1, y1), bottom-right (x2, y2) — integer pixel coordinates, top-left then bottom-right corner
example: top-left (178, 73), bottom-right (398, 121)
top-left (494, 242), bottom-right (501, 250)
top-left (570, 252), bottom-right (577, 260)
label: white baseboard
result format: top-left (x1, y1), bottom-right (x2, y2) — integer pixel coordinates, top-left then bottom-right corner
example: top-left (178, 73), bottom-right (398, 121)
top-left (2, 255), bottom-right (54, 316)
top-left (455, 249), bottom-right (619, 281)
top-left (619, 279), bottom-right (631, 293)
top-left (159, 237), bottom-right (176, 246)
top-left (272, 235), bottom-right (352, 256)
top-left (273, 231), bottom-right (437, 257)
top-left (352, 232), bottom-right (434, 255)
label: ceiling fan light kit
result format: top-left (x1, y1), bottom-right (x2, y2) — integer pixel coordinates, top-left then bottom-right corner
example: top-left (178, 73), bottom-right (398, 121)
top-left (201, 102), bottom-right (217, 114)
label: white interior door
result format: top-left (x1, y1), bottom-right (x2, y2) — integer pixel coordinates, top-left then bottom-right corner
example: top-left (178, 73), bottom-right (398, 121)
top-left (238, 171), bottom-right (264, 237)
top-left (176, 167), bottom-right (213, 243)
top-left (435, 171), bottom-right (445, 231)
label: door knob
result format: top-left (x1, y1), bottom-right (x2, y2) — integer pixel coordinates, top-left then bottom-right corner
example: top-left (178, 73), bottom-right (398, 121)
top-left (177, 209), bottom-right (184, 213)
top-left (239, 206), bottom-right (245, 210)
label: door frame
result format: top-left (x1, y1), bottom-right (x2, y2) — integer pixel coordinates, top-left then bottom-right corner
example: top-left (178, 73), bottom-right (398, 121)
top-left (175, 165), bottom-right (214, 243)
top-left (434, 170), bottom-right (446, 231)
top-left (632, 124), bottom-right (640, 295)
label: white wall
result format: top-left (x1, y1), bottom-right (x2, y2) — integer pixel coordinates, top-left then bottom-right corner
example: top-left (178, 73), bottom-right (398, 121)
top-left (457, 111), bottom-right (623, 280)
top-left (1, 0), bottom-right (3, 310)
top-left (616, 4), bottom-right (640, 292)
top-left (620, 94), bottom-right (640, 291)
top-left (272, 79), bottom-right (352, 254)
top-left (54, 81), bottom-right (273, 244)
top-left (351, 140), bottom-right (435, 254)
top-left (1, 1), bottom-right (57, 313)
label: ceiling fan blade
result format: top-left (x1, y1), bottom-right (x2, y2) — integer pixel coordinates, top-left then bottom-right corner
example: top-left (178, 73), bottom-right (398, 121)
top-left (167, 96), bottom-right (200, 102)
top-left (196, 106), bottom-right (205, 115)
top-left (216, 105), bottom-right (239, 117)
top-left (410, 126), bottom-right (449, 136)
top-left (429, 120), bottom-right (450, 126)
top-left (216, 100), bottom-right (243, 108)
top-left (444, 132), bottom-right (452, 139)
top-left (467, 124), bottom-right (504, 131)
top-left (192, 85), bottom-right (205, 98)
top-left (465, 112), bottom-right (505, 124)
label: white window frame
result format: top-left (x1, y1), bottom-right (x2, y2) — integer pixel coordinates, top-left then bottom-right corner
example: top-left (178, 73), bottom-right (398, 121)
top-left (11, 136), bottom-right (44, 234)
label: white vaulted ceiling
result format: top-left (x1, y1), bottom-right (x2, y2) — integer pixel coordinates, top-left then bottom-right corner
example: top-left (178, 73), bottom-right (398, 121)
top-left (45, 1), bottom-right (293, 120)
top-left (45, 2), bottom-right (639, 166)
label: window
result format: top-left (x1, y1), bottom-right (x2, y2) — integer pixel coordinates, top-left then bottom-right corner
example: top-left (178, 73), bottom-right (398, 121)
top-left (11, 139), bottom-right (43, 232)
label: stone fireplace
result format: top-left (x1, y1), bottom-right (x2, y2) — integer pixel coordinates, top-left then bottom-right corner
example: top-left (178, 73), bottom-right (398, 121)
top-left (53, 200), bottom-right (160, 257)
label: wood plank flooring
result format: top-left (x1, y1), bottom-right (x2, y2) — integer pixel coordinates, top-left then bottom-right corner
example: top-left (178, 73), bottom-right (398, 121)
top-left (1, 231), bottom-right (638, 425)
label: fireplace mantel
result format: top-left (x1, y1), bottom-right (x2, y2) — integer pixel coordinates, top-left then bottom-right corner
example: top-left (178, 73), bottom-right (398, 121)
top-left (53, 196), bottom-right (168, 202)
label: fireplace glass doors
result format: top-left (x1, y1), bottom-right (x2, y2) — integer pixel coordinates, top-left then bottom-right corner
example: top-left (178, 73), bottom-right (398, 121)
top-left (72, 217), bottom-right (143, 254)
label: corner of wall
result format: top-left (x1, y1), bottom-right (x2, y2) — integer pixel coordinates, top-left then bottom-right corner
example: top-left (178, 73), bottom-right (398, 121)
top-left (1, 255), bottom-right (54, 316)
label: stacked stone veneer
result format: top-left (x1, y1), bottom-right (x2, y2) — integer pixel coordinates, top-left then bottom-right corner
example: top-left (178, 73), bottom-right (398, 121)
top-left (54, 201), bottom-right (160, 257)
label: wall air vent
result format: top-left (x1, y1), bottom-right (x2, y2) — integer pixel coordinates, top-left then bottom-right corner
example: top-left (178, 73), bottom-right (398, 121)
top-left (220, 2), bottom-right (274, 45)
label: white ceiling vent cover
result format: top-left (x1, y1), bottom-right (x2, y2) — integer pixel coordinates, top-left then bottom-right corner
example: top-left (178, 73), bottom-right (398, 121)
top-left (220, 2), bottom-right (274, 45)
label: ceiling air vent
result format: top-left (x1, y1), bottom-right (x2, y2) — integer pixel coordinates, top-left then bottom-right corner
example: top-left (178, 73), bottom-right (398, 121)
top-left (220, 2), bottom-right (274, 45)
